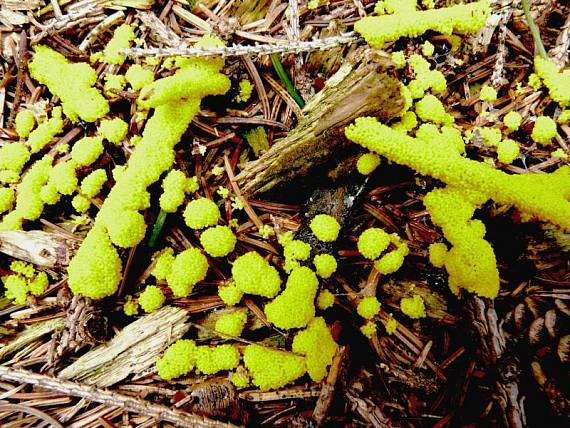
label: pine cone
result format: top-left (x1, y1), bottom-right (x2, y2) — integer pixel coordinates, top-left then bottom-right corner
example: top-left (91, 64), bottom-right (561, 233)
top-left (47, 290), bottom-right (109, 367)
top-left (503, 297), bottom-right (570, 422)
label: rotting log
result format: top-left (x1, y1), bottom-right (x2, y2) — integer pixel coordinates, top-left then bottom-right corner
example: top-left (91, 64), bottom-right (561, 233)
top-left (235, 47), bottom-right (404, 195)
top-left (0, 230), bottom-right (79, 268)
top-left (58, 306), bottom-right (190, 387)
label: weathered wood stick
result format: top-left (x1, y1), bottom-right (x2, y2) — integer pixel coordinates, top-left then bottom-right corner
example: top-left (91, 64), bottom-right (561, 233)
top-left (235, 47), bottom-right (404, 195)
top-left (0, 365), bottom-right (237, 427)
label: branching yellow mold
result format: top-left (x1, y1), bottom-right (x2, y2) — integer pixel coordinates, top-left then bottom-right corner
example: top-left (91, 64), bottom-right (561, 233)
top-left (354, 0), bottom-right (491, 48)
top-left (67, 36), bottom-right (231, 298)
top-left (345, 117), bottom-right (570, 298)
top-left (345, 117), bottom-right (570, 230)
top-left (28, 46), bottom-right (109, 122)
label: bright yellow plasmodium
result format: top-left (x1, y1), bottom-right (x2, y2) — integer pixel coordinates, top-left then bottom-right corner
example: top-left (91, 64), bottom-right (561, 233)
top-left (232, 251), bottom-right (281, 298)
top-left (125, 64), bottom-right (154, 91)
top-left (310, 214), bottom-right (340, 242)
top-left (235, 79), bottom-right (254, 103)
top-left (80, 169), bottom-right (107, 198)
top-left (346, 116), bottom-right (570, 297)
top-left (360, 321), bottom-right (377, 338)
top-left (497, 139), bottom-right (520, 164)
top-left (0, 142), bottom-right (30, 174)
top-left (67, 225), bottom-right (122, 299)
top-left (357, 296), bottom-right (381, 319)
top-left (415, 94), bottom-right (454, 125)
top-left (316, 289), bottom-right (335, 309)
top-left (160, 170), bottom-right (191, 213)
top-left (0, 188), bottom-right (15, 214)
top-left (533, 56), bottom-right (570, 107)
top-left (72, 194), bottom-right (90, 213)
top-left (230, 371), bottom-right (250, 388)
top-left (531, 116), bottom-right (557, 145)
top-left (15, 109), bottom-right (36, 138)
top-left (357, 152), bottom-right (381, 175)
top-left (215, 308), bottom-right (247, 337)
top-left (358, 227), bottom-right (390, 260)
top-left (423, 187), bottom-right (499, 297)
top-left (2, 262), bottom-right (49, 305)
top-left (183, 197), bottom-right (220, 229)
top-left (156, 339), bottom-right (197, 380)
top-left (354, 0), bottom-right (490, 48)
top-left (0, 156), bottom-right (52, 231)
top-left (28, 46), bottom-right (109, 122)
top-left (345, 117), bottom-right (570, 232)
top-left (313, 253), bottom-right (337, 279)
top-left (400, 294), bottom-right (426, 318)
top-left (195, 345), bottom-right (240, 375)
top-left (28, 107), bottom-right (63, 153)
top-left (151, 247), bottom-right (175, 281)
top-left (123, 295), bottom-right (139, 316)
top-left (49, 161), bottom-right (77, 196)
top-left (138, 285), bottom-right (165, 313)
top-left (67, 35), bottom-right (230, 298)
top-left (283, 239), bottom-right (311, 262)
top-left (503, 111), bottom-right (522, 132)
top-left (428, 242), bottom-right (448, 268)
top-left (218, 282), bottom-right (243, 306)
top-left (292, 317), bottom-right (338, 382)
top-left (71, 137), bottom-right (104, 167)
top-left (384, 317), bottom-right (398, 334)
top-left (264, 266), bottom-right (318, 329)
top-left (200, 225), bottom-right (236, 257)
top-left (479, 85), bottom-right (497, 102)
top-left (243, 345), bottom-right (306, 390)
top-left (98, 118), bottom-right (128, 145)
top-left (407, 55), bottom-right (447, 100)
top-left (102, 24), bottom-right (135, 65)
top-left (166, 248), bottom-right (208, 297)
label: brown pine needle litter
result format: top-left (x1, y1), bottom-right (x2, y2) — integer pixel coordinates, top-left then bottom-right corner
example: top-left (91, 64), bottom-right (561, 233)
top-left (0, 0), bottom-right (569, 427)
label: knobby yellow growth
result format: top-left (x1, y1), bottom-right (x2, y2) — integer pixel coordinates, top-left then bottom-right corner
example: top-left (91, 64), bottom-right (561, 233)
top-left (67, 36), bottom-right (231, 299)
top-left (28, 46), bottom-right (109, 122)
top-left (354, 0), bottom-right (491, 48)
top-left (345, 118), bottom-right (570, 230)
top-left (423, 187), bottom-right (499, 298)
top-left (345, 117), bottom-right (570, 298)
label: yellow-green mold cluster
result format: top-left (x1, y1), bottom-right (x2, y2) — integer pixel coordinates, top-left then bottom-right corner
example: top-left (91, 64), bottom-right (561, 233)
top-left (345, 116), bottom-right (570, 298)
top-left (28, 46), bottom-right (109, 122)
top-left (156, 339), bottom-right (240, 380)
top-left (2, 261), bottom-right (49, 305)
top-left (355, 0), bottom-right (491, 48)
top-left (67, 36), bottom-right (230, 299)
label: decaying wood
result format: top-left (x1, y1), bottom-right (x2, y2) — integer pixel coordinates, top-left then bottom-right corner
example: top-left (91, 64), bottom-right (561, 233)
top-left (0, 317), bottom-right (64, 360)
top-left (0, 230), bottom-right (78, 268)
top-left (187, 381), bottom-right (243, 424)
top-left (346, 388), bottom-right (393, 428)
top-left (235, 47), bottom-right (404, 195)
top-left (549, 12), bottom-right (570, 68)
top-left (58, 306), bottom-right (190, 387)
top-left (0, 365), bottom-right (237, 428)
top-left (313, 346), bottom-right (346, 426)
top-left (48, 294), bottom-right (109, 367)
top-left (468, 296), bottom-right (525, 428)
